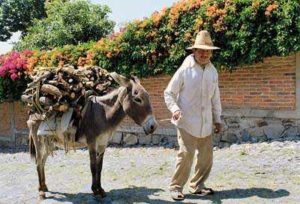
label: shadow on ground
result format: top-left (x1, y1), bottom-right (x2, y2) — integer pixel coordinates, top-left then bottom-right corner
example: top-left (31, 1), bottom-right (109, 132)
top-left (185, 187), bottom-right (290, 204)
top-left (39, 186), bottom-right (290, 204)
top-left (45, 186), bottom-right (195, 204)
top-left (0, 145), bottom-right (28, 154)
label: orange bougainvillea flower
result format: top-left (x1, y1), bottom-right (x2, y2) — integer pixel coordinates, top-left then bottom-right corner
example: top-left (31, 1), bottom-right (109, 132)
top-left (84, 51), bottom-right (94, 66)
top-left (187, 0), bottom-right (202, 10)
top-left (265, 3), bottom-right (279, 16)
top-left (168, 0), bottom-right (191, 27)
top-left (151, 11), bottom-right (162, 27)
top-left (58, 60), bottom-right (64, 67)
top-left (77, 57), bottom-right (86, 67)
top-left (106, 52), bottom-right (113, 59)
top-left (206, 2), bottom-right (218, 17)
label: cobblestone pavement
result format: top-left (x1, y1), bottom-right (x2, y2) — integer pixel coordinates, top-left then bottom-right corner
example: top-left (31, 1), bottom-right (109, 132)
top-left (0, 140), bottom-right (299, 204)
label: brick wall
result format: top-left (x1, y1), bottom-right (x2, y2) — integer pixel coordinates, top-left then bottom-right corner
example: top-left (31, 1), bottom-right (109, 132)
top-left (219, 54), bottom-right (296, 110)
top-left (0, 53), bottom-right (297, 141)
top-left (0, 102), bottom-right (29, 139)
top-left (140, 75), bottom-right (173, 127)
top-left (13, 102), bottom-right (29, 130)
top-left (0, 103), bottom-right (12, 137)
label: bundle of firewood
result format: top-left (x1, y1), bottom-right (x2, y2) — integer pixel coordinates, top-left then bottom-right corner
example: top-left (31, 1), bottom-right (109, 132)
top-left (21, 65), bottom-right (115, 118)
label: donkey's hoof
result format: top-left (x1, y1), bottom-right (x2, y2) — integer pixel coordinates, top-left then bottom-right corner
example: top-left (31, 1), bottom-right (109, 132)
top-left (93, 188), bottom-right (106, 198)
top-left (39, 191), bottom-right (46, 200)
top-left (99, 188), bottom-right (107, 198)
top-left (39, 185), bottom-right (48, 192)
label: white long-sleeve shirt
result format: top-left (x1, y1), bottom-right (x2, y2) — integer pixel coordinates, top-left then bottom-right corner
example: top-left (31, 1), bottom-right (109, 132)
top-left (164, 54), bottom-right (222, 137)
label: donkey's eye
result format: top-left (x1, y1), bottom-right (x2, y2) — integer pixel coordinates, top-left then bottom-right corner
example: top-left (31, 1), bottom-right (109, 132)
top-left (134, 90), bottom-right (138, 95)
top-left (134, 97), bottom-right (142, 104)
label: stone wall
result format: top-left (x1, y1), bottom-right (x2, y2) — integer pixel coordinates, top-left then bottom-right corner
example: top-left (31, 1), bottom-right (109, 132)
top-left (107, 117), bottom-right (300, 148)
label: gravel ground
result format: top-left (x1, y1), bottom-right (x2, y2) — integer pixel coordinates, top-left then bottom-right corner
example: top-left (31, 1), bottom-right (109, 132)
top-left (0, 140), bottom-right (299, 204)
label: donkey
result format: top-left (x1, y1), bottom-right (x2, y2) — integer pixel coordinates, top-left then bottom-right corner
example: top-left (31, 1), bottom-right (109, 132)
top-left (27, 72), bottom-right (158, 199)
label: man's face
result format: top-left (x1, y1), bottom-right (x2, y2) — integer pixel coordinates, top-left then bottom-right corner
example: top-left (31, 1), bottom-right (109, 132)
top-left (193, 49), bottom-right (212, 66)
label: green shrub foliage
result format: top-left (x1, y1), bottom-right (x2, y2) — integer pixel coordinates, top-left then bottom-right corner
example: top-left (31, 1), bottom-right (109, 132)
top-left (14, 0), bottom-right (115, 50)
top-left (0, 0), bottom-right (299, 102)
top-left (88, 0), bottom-right (300, 76)
top-left (0, 0), bottom-right (47, 41)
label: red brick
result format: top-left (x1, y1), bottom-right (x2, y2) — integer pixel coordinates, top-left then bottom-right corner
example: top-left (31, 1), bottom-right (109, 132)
top-left (0, 103), bottom-right (12, 137)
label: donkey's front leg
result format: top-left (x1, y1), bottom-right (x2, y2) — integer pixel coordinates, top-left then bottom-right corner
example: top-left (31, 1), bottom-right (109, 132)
top-left (36, 154), bottom-right (48, 199)
top-left (97, 150), bottom-right (106, 197)
top-left (89, 146), bottom-right (106, 197)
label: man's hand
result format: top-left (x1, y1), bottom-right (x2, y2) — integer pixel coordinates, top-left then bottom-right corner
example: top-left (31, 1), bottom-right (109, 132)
top-left (214, 123), bottom-right (222, 133)
top-left (172, 110), bottom-right (182, 121)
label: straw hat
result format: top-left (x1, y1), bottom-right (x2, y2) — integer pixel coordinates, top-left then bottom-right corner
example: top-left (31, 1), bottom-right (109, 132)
top-left (186, 30), bottom-right (220, 50)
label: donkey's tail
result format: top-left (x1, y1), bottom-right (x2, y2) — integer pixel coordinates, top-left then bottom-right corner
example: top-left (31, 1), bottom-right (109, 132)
top-left (29, 135), bottom-right (36, 160)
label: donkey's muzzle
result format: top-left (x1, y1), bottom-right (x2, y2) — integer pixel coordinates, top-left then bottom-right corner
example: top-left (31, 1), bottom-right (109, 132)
top-left (143, 115), bottom-right (158, 135)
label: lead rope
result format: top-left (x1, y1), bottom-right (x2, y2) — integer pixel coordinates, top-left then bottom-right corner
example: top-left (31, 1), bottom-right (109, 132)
top-left (158, 118), bottom-right (171, 122)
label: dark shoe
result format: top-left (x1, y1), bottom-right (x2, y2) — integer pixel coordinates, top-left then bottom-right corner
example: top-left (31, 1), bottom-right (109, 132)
top-left (191, 187), bottom-right (214, 196)
top-left (170, 189), bottom-right (185, 201)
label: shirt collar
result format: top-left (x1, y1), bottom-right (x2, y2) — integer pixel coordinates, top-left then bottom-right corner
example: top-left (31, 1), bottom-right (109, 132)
top-left (191, 54), bottom-right (211, 69)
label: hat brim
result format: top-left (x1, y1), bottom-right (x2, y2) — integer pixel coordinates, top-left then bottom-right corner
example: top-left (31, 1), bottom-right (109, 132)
top-left (186, 45), bottom-right (220, 50)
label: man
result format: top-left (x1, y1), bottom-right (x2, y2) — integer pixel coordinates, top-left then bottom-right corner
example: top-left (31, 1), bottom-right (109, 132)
top-left (164, 30), bottom-right (222, 201)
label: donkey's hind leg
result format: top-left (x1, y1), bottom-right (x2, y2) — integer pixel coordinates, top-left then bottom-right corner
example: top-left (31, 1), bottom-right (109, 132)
top-left (88, 144), bottom-right (106, 197)
top-left (36, 138), bottom-right (50, 199)
top-left (28, 119), bottom-right (51, 199)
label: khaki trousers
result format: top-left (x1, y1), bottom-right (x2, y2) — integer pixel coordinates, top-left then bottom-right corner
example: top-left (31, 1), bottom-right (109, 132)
top-left (170, 128), bottom-right (213, 193)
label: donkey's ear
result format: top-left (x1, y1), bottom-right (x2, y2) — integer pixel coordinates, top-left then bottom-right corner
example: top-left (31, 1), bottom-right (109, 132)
top-left (110, 72), bottom-right (130, 87)
top-left (130, 75), bottom-right (140, 84)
